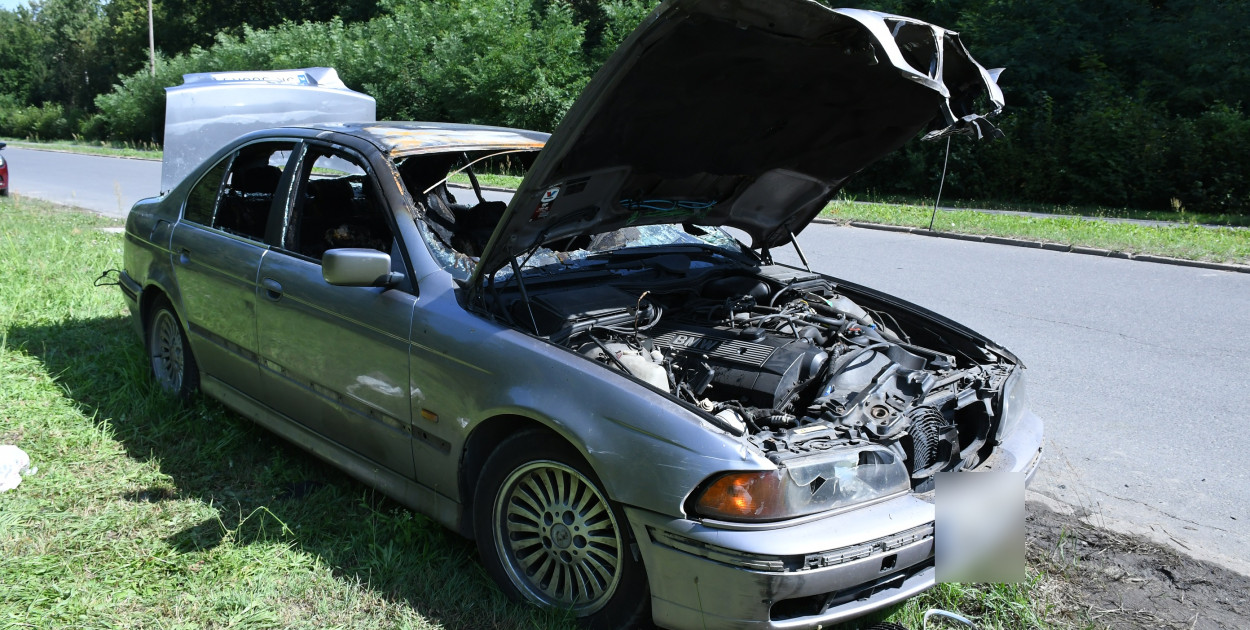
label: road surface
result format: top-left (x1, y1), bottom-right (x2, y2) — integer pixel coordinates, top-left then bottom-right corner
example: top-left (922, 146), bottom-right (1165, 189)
top-left (6, 147), bottom-right (1248, 574)
top-left (772, 227), bottom-right (1250, 576)
top-left (2, 147), bottom-right (160, 217)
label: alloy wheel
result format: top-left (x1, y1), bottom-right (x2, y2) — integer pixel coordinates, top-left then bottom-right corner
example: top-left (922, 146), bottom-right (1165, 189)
top-left (149, 309), bottom-right (185, 393)
top-left (492, 460), bottom-right (625, 614)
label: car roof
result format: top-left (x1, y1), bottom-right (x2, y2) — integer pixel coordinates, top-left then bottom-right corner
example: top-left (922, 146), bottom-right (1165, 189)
top-left (283, 121), bottom-right (549, 158)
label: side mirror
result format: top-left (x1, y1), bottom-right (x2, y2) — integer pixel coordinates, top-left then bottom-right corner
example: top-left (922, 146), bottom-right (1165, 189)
top-left (0, 142), bottom-right (6, 149)
top-left (322, 249), bottom-right (404, 287)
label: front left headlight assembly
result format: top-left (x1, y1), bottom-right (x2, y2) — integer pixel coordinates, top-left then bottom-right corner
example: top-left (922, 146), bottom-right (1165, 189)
top-left (996, 368), bottom-right (1028, 442)
top-left (689, 446), bottom-right (911, 522)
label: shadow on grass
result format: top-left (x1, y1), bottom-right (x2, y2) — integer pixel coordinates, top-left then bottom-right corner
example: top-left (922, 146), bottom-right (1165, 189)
top-left (8, 313), bottom-right (575, 629)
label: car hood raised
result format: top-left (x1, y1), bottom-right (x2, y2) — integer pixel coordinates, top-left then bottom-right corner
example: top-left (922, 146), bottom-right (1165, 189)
top-left (471, 0), bottom-right (1004, 283)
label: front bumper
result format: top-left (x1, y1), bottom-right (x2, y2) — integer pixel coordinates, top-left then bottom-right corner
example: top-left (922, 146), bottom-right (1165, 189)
top-left (630, 409), bottom-right (1044, 630)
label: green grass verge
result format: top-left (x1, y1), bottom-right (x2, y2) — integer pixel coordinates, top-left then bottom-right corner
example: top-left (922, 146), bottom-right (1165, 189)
top-left (447, 172), bottom-right (525, 190)
top-left (2, 138), bottom-right (163, 160)
top-left (823, 200), bottom-right (1250, 265)
top-left (844, 193), bottom-right (1250, 228)
top-left (0, 196), bottom-right (1097, 629)
top-left (0, 196), bottom-right (574, 629)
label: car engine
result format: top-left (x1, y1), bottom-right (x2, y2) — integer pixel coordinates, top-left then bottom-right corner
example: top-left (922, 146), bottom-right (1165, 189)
top-left (510, 265), bottom-right (1016, 490)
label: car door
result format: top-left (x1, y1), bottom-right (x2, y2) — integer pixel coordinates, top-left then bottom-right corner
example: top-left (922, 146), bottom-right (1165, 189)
top-left (170, 140), bottom-right (297, 396)
top-left (253, 143), bottom-right (416, 477)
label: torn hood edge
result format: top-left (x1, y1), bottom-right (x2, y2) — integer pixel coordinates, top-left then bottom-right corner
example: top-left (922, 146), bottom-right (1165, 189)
top-left (469, 0), bottom-right (1004, 287)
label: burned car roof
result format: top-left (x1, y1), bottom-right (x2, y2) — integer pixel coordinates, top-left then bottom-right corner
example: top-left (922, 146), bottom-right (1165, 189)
top-left (306, 122), bottom-right (549, 157)
top-left (472, 0), bottom-right (1004, 283)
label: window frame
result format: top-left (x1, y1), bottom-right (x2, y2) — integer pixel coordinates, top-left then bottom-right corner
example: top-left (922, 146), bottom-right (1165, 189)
top-left (177, 139), bottom-right (302, 245)
top-left (267, 141), bottom-right (417, 294)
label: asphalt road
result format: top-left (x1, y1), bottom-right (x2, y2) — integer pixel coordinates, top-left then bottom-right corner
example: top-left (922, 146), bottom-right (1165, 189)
top-left (2, 147), bottom-right (161, 217)
top-left (7, 147), bottom-right (1249, 575)
top-left (771, 228), bottom-right (1250, 575)
top-left (0, 147), bottom-right (513, 217)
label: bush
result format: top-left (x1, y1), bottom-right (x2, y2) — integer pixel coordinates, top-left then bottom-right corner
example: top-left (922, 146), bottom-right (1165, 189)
top-left (1170, 105), bottom-right (1250, 213)
top-left (0, 98), bottom-right (82, 140)
top-left (92, 0), bottom-right (618, 143)
top-left (71, 0), bottom-right (1250, 214)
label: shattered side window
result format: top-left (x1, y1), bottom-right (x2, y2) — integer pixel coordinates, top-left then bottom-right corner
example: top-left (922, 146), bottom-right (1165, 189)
top-left (418, 218), bottom-right (478, 281)
top-left (397, 151), bottom-right (744, 282)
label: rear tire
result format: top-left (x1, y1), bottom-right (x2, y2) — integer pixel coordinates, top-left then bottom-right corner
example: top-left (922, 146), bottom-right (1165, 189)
top-left (473, 430), bottom-right (650, 629)
top-left (145, 297), bottom-right (199, 398)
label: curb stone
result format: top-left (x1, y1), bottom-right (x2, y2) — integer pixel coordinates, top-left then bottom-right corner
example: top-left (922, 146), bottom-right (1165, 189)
top-left (816, 217), bottom-right (1250, 274)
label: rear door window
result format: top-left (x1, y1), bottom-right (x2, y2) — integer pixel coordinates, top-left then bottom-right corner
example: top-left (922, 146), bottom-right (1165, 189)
top-left (182, 142), bottom-right (296, 241)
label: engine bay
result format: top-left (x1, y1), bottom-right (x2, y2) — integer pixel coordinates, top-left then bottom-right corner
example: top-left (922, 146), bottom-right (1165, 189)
top-left (494, 264), bottom-right (1016, 491)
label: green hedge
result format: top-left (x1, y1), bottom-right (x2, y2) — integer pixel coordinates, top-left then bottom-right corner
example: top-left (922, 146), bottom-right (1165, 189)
top-left (0, 95), bottom-right (85, 140)
top-left (88, 0), bottom-right (649, 143)
top-left (7, 0), bottom-right (1248, 214)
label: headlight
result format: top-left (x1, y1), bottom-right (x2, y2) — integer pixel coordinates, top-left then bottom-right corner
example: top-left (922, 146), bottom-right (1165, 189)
top-left (0, 155), bottom-right (6, 167)
top-left (690, 446), bottom-right (910, 522)
top-left (997, 368), bottom-right (1028, 442)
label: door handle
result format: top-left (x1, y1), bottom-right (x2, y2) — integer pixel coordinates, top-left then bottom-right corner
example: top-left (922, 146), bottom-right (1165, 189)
top-left (261, 278), bottom-right (283, 300)
top-left (177, 248), bottom-right (190, 265)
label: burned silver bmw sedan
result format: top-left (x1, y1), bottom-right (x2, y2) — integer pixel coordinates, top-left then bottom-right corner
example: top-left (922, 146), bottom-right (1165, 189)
top-left (120, 1), bottom-right (1042, 628)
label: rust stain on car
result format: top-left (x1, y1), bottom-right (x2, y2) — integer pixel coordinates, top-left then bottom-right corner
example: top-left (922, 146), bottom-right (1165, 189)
top-left (357, 124), bottom-right (547, 156)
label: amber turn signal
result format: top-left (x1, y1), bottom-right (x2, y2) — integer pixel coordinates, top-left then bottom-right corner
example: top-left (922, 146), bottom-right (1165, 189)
top-left (693, 470), bottom-right (786, 520)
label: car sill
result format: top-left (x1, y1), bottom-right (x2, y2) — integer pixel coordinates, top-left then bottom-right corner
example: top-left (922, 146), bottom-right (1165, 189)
top-left (200, 374), bottom-right (466, 535)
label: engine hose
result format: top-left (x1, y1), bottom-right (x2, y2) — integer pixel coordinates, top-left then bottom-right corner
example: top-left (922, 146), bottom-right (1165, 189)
top-left (760, 413), bottom-right (797, 428)
top-left (586, 333), bottom-right (635, 376)
top-left (740, 408), bottom-right (797, 428)
top-left (713, 402), bottom-right (763, 433)
top-left (829, 343), bottom-right (890, 379)
top-left (805, 294), bottom-right (902, 342)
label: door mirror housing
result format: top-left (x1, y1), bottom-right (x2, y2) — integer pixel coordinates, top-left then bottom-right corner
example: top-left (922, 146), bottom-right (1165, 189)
top-left (322, 249), bottom-right (403, 287)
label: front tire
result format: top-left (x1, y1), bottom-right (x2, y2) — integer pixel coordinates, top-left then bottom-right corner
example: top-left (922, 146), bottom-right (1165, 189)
top-left (474, 431), bottom-right (650, 629)
top-left (145, 298), bottom-right (199, 398)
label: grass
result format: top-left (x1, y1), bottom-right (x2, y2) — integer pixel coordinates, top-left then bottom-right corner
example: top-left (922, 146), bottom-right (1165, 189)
top-left (447, 171), bottom-right (525, 190)
top-left (0, 194), bottom-right (1104, 630)
top-left (844, 192), bottom-right (1250, 228)
top-left (823, 198), bottom-right (1250, 265)
top-left (2, 137), bottom-right (162, 160)
top-left (0, 196), bottom-right (574, 629)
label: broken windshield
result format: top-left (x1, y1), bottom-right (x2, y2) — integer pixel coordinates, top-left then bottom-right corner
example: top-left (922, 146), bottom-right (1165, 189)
top-left (417, 219), bottom-right (747, 283)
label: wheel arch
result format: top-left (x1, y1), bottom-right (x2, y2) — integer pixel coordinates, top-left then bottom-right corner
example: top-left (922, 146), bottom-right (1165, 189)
top-left (139, 283), bottom-right (170, 329)
top-left (458, 414), bottom-right (597, 537)
top-left (139, 284), bottom-right (198, 366)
